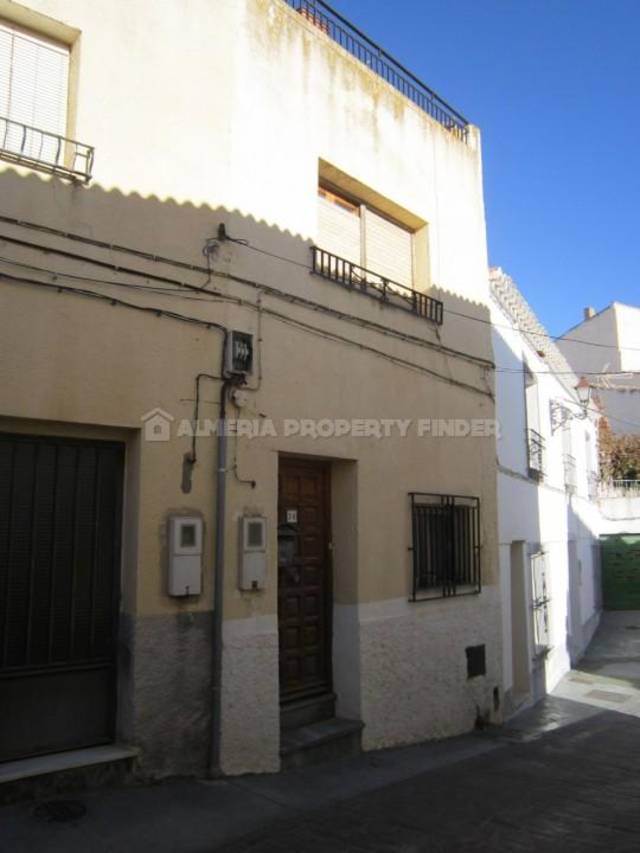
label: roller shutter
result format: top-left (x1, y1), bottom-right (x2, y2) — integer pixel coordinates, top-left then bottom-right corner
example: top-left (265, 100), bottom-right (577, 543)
top-left (317, 189), bottom-right (361, 266)
top-left (363, 208), bottom-right (413, 288)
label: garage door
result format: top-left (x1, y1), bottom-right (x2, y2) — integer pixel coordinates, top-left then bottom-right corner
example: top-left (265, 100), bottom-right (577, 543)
top-left (0, 433), bottom-right (124, 762)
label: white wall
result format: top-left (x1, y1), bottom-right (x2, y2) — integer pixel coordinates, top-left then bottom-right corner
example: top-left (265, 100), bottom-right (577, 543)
top-left (615, 303), bottom-right (640, 372)
top-left (492, 294), bottom-right (602, 711)
top-left (557, 306), bottom-right (620, 374)
top-left (599, 495), bottom-right (640, 533)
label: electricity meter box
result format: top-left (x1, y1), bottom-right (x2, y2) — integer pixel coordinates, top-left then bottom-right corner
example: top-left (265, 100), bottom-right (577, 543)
top-left (168, 516), bottom-right (203, 596)
top-left (239, 516), bottom-right (267, 591)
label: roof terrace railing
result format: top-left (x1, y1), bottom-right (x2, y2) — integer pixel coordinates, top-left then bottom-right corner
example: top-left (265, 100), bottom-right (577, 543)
top-left (284, 0), bottom-right (469, 141)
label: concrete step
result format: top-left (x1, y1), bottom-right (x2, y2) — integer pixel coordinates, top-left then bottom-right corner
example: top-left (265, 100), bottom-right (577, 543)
top-left (280, 717), bottom-right (363, 771)
top-left (0, 744), bottom-right (139, 805)
top-left (280, 692), bottom-right (336, 731)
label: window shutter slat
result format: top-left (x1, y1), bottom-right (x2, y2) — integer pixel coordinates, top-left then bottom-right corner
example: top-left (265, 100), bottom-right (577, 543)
top-left (0, 27), bottom-right (12, 117)
top-left (364, 209), bottom-right (413, 288)
top-left (317, 195), bottom-right (361, 266)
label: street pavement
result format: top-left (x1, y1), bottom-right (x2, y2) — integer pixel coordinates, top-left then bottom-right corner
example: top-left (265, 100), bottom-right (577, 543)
top-left (3, 612), bottom-right (640, 852)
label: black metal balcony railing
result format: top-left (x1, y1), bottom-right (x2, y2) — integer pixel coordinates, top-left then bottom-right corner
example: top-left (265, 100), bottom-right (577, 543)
top-left (563, 453), bottom-right (577, 493)
top-left (285, 0), bottom-right (469, 141)
top-left (527, 428), bottom-right (545, 481)
top-left (0, 116), bottom-right (94, 183)
top-left (311, 246), bottom-right (444, 324)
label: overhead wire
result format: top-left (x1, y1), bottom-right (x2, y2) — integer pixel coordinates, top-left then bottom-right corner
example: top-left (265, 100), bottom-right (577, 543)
top-left (1, 213), bottom-right (638, 353)
top-left (2, 216), bottom-right (638, 393)
top-left (0, 253), bottom-right (637, 382)
top-left (0, 271), bottom-right (493, 399)
top-left (205, 228), bottom-right (640, 353)
top-left (0, 230), bottom-right (495, 370)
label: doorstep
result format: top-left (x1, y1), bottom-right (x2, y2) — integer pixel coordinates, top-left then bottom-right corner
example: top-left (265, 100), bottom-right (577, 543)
top-left (280, 717), bottom-right (363, 770)
top-left (0, 744), bottom-right (139, 784)
top-left (0, 744), bottom-right (140, 804)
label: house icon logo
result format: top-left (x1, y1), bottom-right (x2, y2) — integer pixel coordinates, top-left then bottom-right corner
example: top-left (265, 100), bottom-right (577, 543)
top-left (141, 408), bottom-right (174, 442)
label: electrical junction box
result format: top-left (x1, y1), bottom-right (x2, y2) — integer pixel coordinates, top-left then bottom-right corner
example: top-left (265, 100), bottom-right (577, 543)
top-left (168, 516), bottom-right (203, 596)
top-left (239, 516), bottom-right (267, 591)
top-left (226, 331), bottom-right (254, 376)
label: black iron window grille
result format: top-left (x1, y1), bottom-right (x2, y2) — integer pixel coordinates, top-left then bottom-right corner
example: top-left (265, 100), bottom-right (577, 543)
top-left (410, 493), bottom-right (481, 601)
top-left (311, 246), bottom-right (443, 325)
top-left (527, 428), bottom-right (545, 481)
top-left (284, 0), bottom-right (469, 141)
top-left (0, 116), bottom-right (94, 183)
top-left (531, 550), bottom-right (551, 656)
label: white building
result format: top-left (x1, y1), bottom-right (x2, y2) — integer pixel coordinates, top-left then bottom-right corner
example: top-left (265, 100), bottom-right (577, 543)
top-left (490, 268), bottom-right (602, 712)
top-left (558, 303), bottom-right (640, 436)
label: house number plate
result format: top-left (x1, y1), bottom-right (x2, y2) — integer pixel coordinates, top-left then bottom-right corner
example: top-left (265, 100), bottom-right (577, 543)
top-left (286, 509), bottom-right (298, 524)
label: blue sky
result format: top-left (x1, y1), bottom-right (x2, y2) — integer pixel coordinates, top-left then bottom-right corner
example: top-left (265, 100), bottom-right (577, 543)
top-left (332, 0), bottom-right (640, 336)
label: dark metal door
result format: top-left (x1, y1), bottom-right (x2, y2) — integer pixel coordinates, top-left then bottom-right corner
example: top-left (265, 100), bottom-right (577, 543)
top-left (0, 433), bottom-right (124, 762)
top-left (278, 458), bottom-right (331, 702)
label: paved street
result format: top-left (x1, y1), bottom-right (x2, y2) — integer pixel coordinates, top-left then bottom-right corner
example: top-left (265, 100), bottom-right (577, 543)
top-left (3, 613), bottom-right (640, 852)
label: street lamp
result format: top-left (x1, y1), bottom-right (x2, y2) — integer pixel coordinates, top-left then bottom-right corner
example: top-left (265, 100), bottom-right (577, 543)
top-left (575, 376), bottom-right (592, 413)
top-left (550, 377), bottom-right (592, 432)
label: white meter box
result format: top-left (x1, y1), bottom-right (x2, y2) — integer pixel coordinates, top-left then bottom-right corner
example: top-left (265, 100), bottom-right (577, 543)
top-left (168, 516), bottom-right (203, 596)
top-left (239, 516), bottom-right (267, 591)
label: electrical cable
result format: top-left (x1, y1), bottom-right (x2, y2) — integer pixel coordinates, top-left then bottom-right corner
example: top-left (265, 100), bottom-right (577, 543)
top-left (0, 254), bottom-right (225, 300)
top-left (0, 272), bottom-right (492, 399)
top-left (0, 256), bottom-right (634, 381)
top-left (2, 253), bottom-right (632, 382)
top-left (0, 231), bottom-right (494, 370)
top-left (209, 226), bottom-right (640, 353)
top-left (0, 272), bottom-right (227, 332)
top-left (1, 213), bottom-right (638, 353)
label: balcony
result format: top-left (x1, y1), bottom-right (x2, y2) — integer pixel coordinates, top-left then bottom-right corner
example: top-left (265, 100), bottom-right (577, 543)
top-left (284, 0), bottom-right (469, 141)
top-left (311, 246), bottom-right (443, 324)
top-left (0, 116), bottom-right (94, 183)
top-left (563, 454), bottom-right (577, 493)
top-left (527, 428), bottom-right (545, 481)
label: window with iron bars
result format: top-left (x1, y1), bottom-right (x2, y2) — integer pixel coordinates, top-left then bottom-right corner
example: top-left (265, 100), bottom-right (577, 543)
top-left (410, 493), bottom-right (481, 601)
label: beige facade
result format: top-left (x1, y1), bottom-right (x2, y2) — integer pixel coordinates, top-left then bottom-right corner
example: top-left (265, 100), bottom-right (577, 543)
top-left (0, 0), bottom-right (501, 776)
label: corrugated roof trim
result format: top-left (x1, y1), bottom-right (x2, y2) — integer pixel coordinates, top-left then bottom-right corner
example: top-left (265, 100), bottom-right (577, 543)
top-left (489, 266), bottom-right (580, 398)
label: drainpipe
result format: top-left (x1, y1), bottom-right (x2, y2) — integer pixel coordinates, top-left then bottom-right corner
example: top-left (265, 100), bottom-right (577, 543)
top-left (209, 334), bottom-right (231, 778)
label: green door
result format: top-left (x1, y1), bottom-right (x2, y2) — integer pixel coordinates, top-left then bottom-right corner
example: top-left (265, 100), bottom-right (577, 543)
top-left (601, 534), bottom-right (640, 610)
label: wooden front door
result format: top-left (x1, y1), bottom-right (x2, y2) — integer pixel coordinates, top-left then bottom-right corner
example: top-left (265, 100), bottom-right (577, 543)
top-left (278, 458), bottom-right (331, 702)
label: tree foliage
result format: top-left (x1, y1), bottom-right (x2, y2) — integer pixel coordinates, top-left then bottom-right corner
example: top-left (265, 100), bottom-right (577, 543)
top-left (599, 418), bottom-right (640, 481)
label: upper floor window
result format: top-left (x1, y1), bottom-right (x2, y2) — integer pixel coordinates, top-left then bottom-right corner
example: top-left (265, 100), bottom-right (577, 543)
top-left (524, 363), bottom-right (545, 480)
top-left (318, 184), bottom-right (414, 289)
top-left (0, 20), bottom-right (79, 173)
top-left (0, 20), bottom-right (92, 181)
top-left (312, 168), bottom-right (441, 324)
